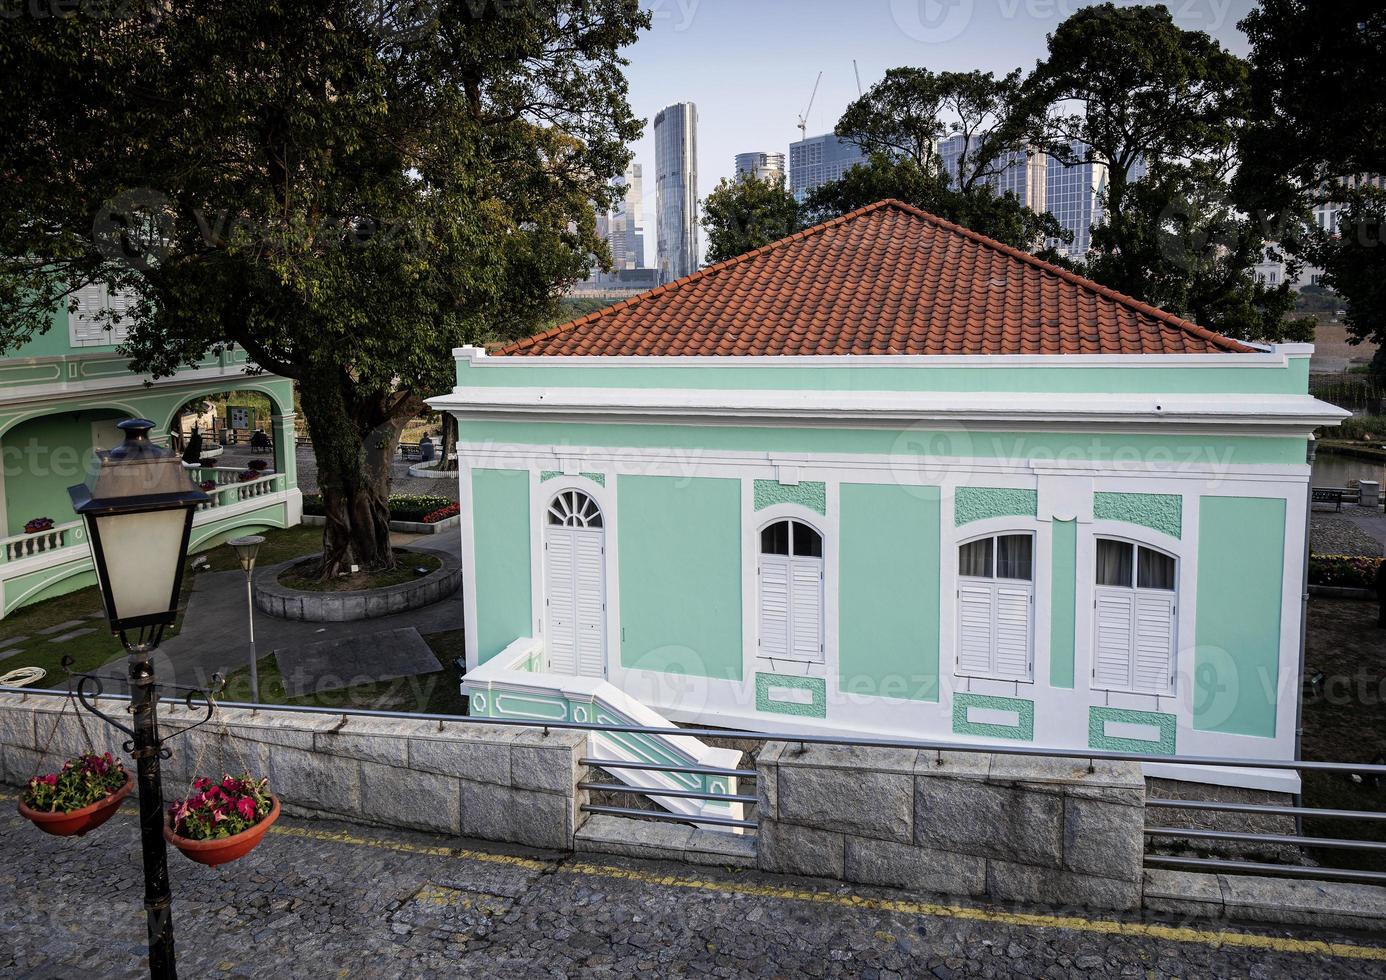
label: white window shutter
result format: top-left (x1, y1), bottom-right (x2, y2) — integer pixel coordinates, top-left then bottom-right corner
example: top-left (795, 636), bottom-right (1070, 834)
top-left (69, 283), bottom-right (134, 347)
top-left (957, 584), bottom-right (996, 675)
top-left (545, 529), bottom-right (577, 673)
top-left (992, 585), bottom-right (1031, 678)
top-left (758, 555), bottom-right (790, 659)
top-left (574, 531), bottom-right (605, 678)
top-left (789, 558), bottom-right (823, 662)
top-left (1094, 590), bottom-right (1135, 689)
top-left (1132, 592), bottom-right (1175, 694)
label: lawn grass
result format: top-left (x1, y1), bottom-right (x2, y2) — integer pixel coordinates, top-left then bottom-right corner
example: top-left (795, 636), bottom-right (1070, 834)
top-left (1300, 597), bottom-right (1386, 872)
top-left (1, 523), bottom-right (327, 690)
top-left (220, 628), bottom-right (469, 716)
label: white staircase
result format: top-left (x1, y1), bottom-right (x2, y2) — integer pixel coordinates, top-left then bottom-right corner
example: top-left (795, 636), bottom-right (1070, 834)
top-left (462, 638), bottom-right (746, 831)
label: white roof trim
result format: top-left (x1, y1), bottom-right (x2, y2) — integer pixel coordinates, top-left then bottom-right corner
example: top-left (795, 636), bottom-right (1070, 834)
top-left (427, 385), bottom-right (1348, 429)
top-left (454, 344), bottom-right (1314, 370)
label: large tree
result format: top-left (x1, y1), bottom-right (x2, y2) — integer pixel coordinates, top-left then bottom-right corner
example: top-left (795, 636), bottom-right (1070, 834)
top-left (0, 1), bottom-right (647, 577)
top-left (1237, 0), bottom-right (1386, 346)
top-left (701, 174), bottom-right (803, 265)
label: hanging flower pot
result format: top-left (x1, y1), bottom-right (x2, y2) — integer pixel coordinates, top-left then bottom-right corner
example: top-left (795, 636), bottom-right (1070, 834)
top-left (165, 775), bottom-right (278, 867)
top-left (18, 752), bottom-right (132, 837)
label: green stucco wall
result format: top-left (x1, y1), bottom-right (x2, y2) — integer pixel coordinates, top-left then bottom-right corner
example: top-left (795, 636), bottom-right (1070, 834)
top-left (1049, 518), bottom-right (1078, 688)
top-left (1193, 496), bottom-right (1287, 738)
top-left (1093, 491), bottom-right (1182, 538)
top-left (617, 475), bottom-right (743, 680)
top-left (1, 410), bottom-right (121, 535)
top-left (954, 487), bottom-right (1037, 526)
top-left (753, 479), bottom-right (826, 515)
top-left (457, 357), bottom-right (1310, 396)
top-left (471, 469), bottom-right (532, 664)
top-left (838, 483), bottom-right (940, 702)
top-left (457, 420), bottom-right (1304, 467)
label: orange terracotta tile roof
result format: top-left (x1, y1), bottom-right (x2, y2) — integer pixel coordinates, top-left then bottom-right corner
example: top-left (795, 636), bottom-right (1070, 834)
top-left (500, 199), bottom-right (1254, 357)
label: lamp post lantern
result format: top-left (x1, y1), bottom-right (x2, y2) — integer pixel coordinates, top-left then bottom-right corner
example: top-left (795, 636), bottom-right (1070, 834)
top-left (227, 535), bottom-right (265, 702)
top-left (68, 418), bottom-right (209, 980)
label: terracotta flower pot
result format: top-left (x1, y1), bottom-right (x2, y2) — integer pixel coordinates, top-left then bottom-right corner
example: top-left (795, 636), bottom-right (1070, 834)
top-left (165, 795), bottom-right (280, 867)
top-left (18, 772), bottom-right (133, 837)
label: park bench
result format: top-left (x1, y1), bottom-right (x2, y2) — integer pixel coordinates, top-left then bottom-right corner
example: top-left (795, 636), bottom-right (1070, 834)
top-left (1312, 487), bottom-right (1347, 512)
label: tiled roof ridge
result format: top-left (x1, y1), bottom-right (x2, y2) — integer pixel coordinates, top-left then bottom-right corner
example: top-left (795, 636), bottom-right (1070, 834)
top-left (497, 198), bottom-right (1252, 356)
top-left (498, 199), bottom-right (900, 356)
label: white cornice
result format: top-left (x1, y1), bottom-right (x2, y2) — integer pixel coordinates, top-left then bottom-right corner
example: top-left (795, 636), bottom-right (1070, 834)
top-left (451, 344), bottom-right (1313, 370)
top-left (427, 385), bottom-right (1347, 431)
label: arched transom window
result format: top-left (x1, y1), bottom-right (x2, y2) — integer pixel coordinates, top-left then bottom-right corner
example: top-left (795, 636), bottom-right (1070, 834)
top-left (547, 489), bottom-right (603, 528)
top-left (956, 532), bottom-right (1034, 680)
top-left (758, 519), bottom-right (824, 663)
top-left (1092, 538), bottom-right (1176, 695)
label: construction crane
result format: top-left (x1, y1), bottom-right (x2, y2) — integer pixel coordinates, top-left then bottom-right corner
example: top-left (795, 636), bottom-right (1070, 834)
top-left (797, 70), bottom-right (823, 142)
top-left (853, 59), bottom-right (863, 97)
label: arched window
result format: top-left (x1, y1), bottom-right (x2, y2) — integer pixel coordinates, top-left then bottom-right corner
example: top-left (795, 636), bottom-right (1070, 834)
top-left (547, 489), bottom-right (603, 528)
top-left (956, 532), bottom-right (1033, 680)
top-left (758, 519), bottom-right (824, 663)
top-left (1092, 538), bottom-right (1176, 694)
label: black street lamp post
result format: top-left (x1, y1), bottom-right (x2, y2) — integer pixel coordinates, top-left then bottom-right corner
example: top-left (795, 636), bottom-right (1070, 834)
top-left (68, 419), bottom-right (210, 980)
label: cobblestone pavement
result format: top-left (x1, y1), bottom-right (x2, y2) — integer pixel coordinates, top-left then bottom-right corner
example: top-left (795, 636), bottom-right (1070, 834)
top-left (1311, 509), bottom-right (1386, 556)
top-left (3, 799), bottom-right (1384, 978)
top-left (287, 445), bottom-right (458, 499)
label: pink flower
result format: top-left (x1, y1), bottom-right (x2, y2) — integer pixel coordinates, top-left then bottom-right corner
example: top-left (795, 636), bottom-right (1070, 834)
top-left (43, 774), bottom-right (57, 786)
top-left (237, 797), bottom-right (256, 820)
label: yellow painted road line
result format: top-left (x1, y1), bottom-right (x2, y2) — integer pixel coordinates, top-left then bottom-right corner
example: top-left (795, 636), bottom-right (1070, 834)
top-left (265, 822), bottom-right (1386, 964)
top-left (7, 794), bottom-right (1385, 964)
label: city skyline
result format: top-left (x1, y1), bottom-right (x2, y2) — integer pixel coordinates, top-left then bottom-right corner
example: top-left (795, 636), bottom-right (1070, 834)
top-left (618, 0), bottom-right (1257, 266)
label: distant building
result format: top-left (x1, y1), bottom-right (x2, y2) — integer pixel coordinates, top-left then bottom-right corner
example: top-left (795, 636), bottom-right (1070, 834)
top-left (1043, 141), bottom-right (1108, 260)
top-left (789, 133), bottom-right (868, 200)
top-left (608, 163), bottom-right (646, 270)
top-left (654, 102), bottom-right (699, 281)
top-left (1314, 174), bottom-right (1386, 234)
top-left (734, 152), bottom-right (786, 184)
top-left (937, 135), bottom-right (1045, 212)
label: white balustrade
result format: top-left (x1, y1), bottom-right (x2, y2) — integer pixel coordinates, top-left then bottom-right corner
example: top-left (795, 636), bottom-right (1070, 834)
top-left (1, 521), bottom-right (83, 563)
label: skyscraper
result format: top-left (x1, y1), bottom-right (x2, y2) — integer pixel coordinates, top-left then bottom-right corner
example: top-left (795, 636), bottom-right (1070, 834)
top-left (1044, 141), bottom-right (1108, 260)
top-left (789, 133), bottom-right (868, 200)
top-left (937, 135), bottom-right (1046, 212)
top-left (608, 163), bottom-right (645, 270)
top-left (654, 102), bottom-right (699, 281)
top-left (734, 151), bottom-right (787, 184)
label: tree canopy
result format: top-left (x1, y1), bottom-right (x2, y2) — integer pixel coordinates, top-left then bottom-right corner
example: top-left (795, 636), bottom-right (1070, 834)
top-left (701, 173), bottom-right (803, 265)
top-left (0, 0), bottom-right (648, 575)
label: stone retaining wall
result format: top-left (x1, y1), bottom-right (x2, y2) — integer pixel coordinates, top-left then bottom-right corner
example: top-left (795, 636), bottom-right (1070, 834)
top-left (254, 549), bottom-right (463, 622)
top-left (0, 693), bottom-right (586, 851)
top-left (756, 743), bottom-right (1147, 911)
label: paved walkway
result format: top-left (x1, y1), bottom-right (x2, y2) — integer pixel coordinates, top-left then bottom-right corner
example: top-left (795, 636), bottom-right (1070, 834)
top-left (1310, 505), bottom-right (1386, 556)
top-left (1, 799), bottom-right (1382, 978)
top-left (98, 533), bottom-right (463, 697)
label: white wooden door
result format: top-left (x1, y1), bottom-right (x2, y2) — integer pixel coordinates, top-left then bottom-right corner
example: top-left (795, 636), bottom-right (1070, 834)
top-left (544, 524), bottom-right (605, 678)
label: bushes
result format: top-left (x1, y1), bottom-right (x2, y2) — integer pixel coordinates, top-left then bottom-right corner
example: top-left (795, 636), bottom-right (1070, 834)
top-left (1309, 554), bottom-right (1384, 590)
top-left (301, 493), bottom-right (452, 523)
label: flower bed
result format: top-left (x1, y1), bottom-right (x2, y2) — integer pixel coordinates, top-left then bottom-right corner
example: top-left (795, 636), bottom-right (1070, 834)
top-left (1308, 554), bottom-right (1384, 590)
top-left (421, 502), bottom-right (460, 524)
top-left (247, 458), bottom-right (270, 472)
top-left (302, 493), bottom-right (453, 523)
top-left (23, 517), bottom-right (54, 534)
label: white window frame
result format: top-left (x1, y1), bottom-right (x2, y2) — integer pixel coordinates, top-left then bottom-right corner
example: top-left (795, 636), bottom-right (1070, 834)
top-left (68, 282), bottom-right (135, 348)
top-left (755, 515), bottom-right (826, 666)
top-left (1090, 535), bottom-right (1178, 696)
top-left (954, 530), bottom-right (1035, 682)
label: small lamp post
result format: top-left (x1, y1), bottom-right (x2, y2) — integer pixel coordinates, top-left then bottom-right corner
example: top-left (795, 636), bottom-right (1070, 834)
top-left (227, 535), bottom-right (265, 702)
top-left (68, 418), bottom-right (209, 980)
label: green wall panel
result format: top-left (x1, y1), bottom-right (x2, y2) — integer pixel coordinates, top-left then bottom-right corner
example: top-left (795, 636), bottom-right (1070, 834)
top-left (459, 420), bottom-right (1304, 467)
top-left (952, 693), bottom-right (1035, 741)
top-left (755, 673), bottom-right (827, 718)
top-left (471, 469), bottom-right (532, 664)
top-left (1049, 518), bottom-right (1078, 689)
top-left (1088, 706), bottom-right (1177, 755)
top-left (1193, 496), bottom-right (1286, 738)
top-left (839, 483), bottom-right (940, 702)
top-left (457, 358), bottom-right (1309, 396)
top-left (1, 410), bottom-right (122, 535)
top-left (953, 487), bottom-right (1037, 526)
top-left (617, 475), bottom-right (742, 680)
top-left (1093, 491), bottom-right (1182, 538)
top-left (753, 479), bottom-right (826, 514)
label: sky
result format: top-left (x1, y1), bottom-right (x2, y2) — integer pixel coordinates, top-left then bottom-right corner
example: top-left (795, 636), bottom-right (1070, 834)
top-left (619, 0), bottom-right (1258, 264)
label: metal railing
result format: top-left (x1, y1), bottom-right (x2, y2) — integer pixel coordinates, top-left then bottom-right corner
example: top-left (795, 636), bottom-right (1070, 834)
top-left (2, 684), bottom-right (1383, 881)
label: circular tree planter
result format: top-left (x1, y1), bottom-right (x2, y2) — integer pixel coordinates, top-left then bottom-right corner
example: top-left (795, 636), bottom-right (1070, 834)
top-left (254, 549), bottom-right (462, 622)
top-left (19, 772), bottom-right (133, 837)
top-left (166, 796), bottom-right (280, 867)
